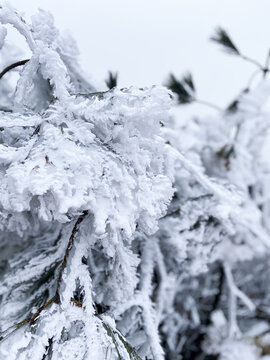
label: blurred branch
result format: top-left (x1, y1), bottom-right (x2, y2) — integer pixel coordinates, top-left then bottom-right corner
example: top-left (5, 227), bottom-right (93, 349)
top-left (196, 99), bottom-right (222, 111)
top-left (224, 262), bottom-right (256, 312)
top-left (105, 71), bottom-right (118, 89)
top-left (167, 73), bottom-right (222, 111)
top-left (211, 27), bottom-right (267, 73)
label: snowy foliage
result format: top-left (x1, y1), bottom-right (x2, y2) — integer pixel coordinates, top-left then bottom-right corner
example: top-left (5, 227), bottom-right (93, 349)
top-left (1, 3), bottom-right (270, 360)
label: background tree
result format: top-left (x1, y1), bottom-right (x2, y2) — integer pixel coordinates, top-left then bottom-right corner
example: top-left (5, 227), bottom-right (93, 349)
top-left (163, 26), bottom-right (270, 360)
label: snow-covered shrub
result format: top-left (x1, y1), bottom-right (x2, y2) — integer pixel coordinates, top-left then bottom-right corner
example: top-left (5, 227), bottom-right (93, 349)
top-left (0, 4), bottom-right (175, 359)
top-left (1, 4), bottom-right (270, 360)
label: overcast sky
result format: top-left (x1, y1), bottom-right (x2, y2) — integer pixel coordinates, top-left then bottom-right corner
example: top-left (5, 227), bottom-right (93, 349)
top-left (7, 0), bottom-right (270, 110)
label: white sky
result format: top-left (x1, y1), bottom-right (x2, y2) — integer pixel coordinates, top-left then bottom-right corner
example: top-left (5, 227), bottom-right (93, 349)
top-left (6, 0), bottom-right (270, 110)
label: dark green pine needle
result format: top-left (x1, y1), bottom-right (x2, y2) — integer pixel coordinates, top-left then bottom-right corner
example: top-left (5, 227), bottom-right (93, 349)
top-left (167, 72), bottom-right (195, 104)
top-left (105, 71), bottom-right (118, 89)
top-left (211, 27), bottom-right (240, 56)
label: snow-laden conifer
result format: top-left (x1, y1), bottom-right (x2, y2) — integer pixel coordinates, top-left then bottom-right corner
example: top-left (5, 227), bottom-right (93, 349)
top-left (2, 3), bottom-right (270, 360)
top-left (0, 4), bottom-right (175, 359)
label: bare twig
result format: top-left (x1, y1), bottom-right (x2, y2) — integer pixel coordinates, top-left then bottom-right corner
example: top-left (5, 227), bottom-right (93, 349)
top-left (264, 49), bottom-right (270, 77)
top-left (0, 297), bottom-right (84, 342)
top-left (30, 296), bottom-right (57, 325)
top-left (240, 54), bottom-right (264, 71)
top-left (70, 298), bottom-right (83, 307)
top-left (0, 59), bottom-right (29, 80)
top-left (196, 99), bottom-right (223, 112)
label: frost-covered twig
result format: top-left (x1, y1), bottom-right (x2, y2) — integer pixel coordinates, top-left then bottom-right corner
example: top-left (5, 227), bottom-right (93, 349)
top-left (138, 240), bottom-right (164, 360)
top-left (115, 239), bottom-right (165, 360)
top-left (55, 211), bottom-right (88, 302)
top-left (223, 262), bottom-right (256, 337)
top-left (224, 262), bottom-right (255, 312)
top-left (30, 211), bottom-right (88, 324)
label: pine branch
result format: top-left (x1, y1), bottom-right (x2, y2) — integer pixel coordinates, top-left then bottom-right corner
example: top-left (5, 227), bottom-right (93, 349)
top-left (226, 99), bottom-right (239, 114)
top-left (97, 314), bottom-right (143, 360)
top-left (70, 90), bottom-right (111, 99)
top-left (0, 107), bottom-right (12, 113)
top-left (206, 263), bottom-right (224, 326)
top-left (41, 338), bottom-right (53, 360)
top-left (55, 211), bottom-right (88, 303)
top-left (182, 72), bottom-right (195, 92)
top-left (0, 298), bottom-right (84, 343)
top-left (0, 59), bottom-right (29, 79)
top-left (30, 297), bottom-right (57, 325)
top-left (196, 99), bottom-right (222, 111)
top-left (166, 72), bottom-right (195, 104)
top-left (105, 71), bottom-right (118, 89)
top-left (264, 49), bottom-right (270, 76)
top-left (29, 211), bottom-right (88, 325)
top-left (0, 318), bottom-right (30, 342)
top-left (167, 72), bottom-right (221, 111)
top-left (211, 27), bottom-right (240, 56)
top-left (70, 297), bottom-right (83, 307)
top-left (211, 27), bottom-right (266, 71)
top-left (224, 263), bottom-right (256, 312)
top-left (241, 54), bottom-right (265, 70)
top-left (0, 212), bottom-right (89, 337)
